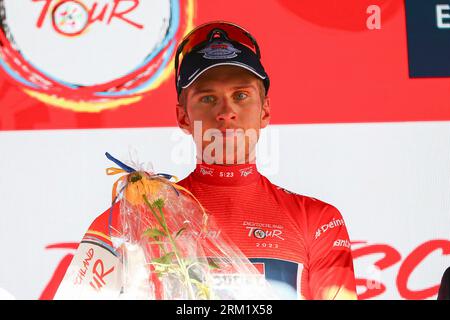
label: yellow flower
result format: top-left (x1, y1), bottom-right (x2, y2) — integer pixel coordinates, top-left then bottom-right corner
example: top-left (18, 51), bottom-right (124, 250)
top-left (125, 172), bottom-right (162, 205)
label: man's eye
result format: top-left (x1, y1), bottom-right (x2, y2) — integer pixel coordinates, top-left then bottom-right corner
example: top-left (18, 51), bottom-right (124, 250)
top-left (200, 96), bottom-right (215, 103)
top-left (235, 92), bottom-right (248, 100)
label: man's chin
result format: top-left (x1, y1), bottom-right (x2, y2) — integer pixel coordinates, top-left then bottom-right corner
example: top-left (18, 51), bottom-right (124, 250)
top-left (197, 136), bottom-right (258, 164)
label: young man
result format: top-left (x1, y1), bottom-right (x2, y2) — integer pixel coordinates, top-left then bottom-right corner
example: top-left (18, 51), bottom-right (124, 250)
top-left (55, 21), bottom-right (357, 300)
top-left (172, 21), bottom-right (357, 300)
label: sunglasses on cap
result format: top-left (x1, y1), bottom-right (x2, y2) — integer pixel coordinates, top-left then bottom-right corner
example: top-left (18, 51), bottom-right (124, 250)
top-left (174, 21), bottom-right (269, 98)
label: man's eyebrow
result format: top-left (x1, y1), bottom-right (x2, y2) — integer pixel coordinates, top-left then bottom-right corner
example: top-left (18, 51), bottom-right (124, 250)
top-left (191, 84), bottom-right (257, 96)
top-left (190, 88), bottom-right (215, 96)
top-left (231, 84), bottom-right (258, 91)
top-left (192, 83), bottom-right (258, 94)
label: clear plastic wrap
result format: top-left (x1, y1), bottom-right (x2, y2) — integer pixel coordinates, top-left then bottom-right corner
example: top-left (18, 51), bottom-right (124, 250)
top-left (106, 153), bottom-right (277, 300)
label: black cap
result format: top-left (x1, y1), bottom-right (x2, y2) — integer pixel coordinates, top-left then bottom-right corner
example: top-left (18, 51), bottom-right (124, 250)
top-left (176, 27), bottom-right (270, 98)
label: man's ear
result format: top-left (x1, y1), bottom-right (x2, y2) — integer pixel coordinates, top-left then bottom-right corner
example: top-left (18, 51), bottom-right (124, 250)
top-left (176, 104), bottom-right (192, 135)
top-left (260, 96), bottom-right (271, 129)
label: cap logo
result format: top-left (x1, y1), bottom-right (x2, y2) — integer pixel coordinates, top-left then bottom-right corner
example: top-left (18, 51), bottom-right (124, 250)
top-left (198, 41), bottom-right (241, 60)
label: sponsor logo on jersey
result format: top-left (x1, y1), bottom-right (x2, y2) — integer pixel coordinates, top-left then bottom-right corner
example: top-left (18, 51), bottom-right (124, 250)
top-left (239, 167), bottom-right (254, 177)
top-left (314, 218), bottom-right (345, 240)
top-left (191, 229), bottom-right (222, 240)
top-left (175, 225), bottom-right (222, 240)
top-left (253, 229), bottom-right (267, 239)
top-left (275, 186), bottom-right (319, 202)
top-left (199, 166), bottom-right (214, 176)
top-left (275, 186), bottom-right (300, 196)
top-left (243, 221), bottom-right (285, 241)
top-left (333, 239), bottom-right (351, 248)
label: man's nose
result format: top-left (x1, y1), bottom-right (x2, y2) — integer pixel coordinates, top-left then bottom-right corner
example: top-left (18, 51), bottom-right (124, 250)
top-left (216, 98), bottom-right (237, 122)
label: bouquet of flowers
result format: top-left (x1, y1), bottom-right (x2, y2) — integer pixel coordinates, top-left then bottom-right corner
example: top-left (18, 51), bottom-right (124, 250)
top-left (105, 153), bottom-right (276, 300)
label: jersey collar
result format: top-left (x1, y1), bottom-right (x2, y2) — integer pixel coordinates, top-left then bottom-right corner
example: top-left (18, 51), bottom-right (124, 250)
top-left (191, 162), bottom-right (260, 186)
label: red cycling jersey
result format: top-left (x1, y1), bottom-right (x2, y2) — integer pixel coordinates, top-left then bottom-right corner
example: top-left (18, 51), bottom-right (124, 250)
top-left (175, 163), bottom-right (357, 300)
top-left (55, 162), bottom-right (357, 300)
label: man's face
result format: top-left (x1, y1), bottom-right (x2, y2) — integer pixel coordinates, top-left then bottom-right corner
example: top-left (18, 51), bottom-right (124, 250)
top-left (176, 65), bottom-right (270, 164)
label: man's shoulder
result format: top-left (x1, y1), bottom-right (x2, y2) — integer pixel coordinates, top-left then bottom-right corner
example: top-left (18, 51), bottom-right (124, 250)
top-left (82, 202), bottom-right (120, 244)
top-left (261, 176), bottom-right (343, 223)
top-left (262, 176), bottom-right (330, 208)
top-left (175, 167), bottom-right (198, 188)
top-left (176, 175), bottom-right (190, 188)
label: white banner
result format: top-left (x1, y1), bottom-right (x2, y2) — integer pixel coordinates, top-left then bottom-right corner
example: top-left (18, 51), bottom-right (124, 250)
top-left (0, 122), bottom-right (449, 299)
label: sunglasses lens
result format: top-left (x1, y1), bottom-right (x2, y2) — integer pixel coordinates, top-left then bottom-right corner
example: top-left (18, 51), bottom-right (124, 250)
top-left (177, 22), bottom-right (258, 72)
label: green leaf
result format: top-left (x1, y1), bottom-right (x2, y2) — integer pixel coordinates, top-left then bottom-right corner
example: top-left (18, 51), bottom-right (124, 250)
top-left (154, 265), bottom-right (166, 272)
top-left (153, 198), bottom-right (165, 210)
top-left (148, 241), bottom-right (165, 246)
top-left (175, 227), bottom-right (186, 239)
top-left (152, 252), bottom-right (175, 265)
top-left (143, 228), bottom-right (166, 239)
top-left (143, 195), bottom-right (164, 226)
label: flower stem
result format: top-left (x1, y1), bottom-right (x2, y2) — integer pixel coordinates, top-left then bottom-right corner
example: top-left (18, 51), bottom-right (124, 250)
top-left (157, 205), bottom-right (196, 299)
top-left (143, 195), bottom-right (197, 299)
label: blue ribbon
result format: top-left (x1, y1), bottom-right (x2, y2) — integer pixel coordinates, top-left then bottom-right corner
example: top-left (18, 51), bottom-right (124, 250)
top-left (105, 152), bottom-right (136, 173)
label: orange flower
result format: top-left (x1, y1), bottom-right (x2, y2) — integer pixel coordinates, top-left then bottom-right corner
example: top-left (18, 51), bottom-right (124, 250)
top-left (124, 172), bottom-right (162, 205)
